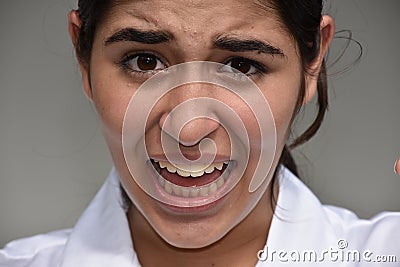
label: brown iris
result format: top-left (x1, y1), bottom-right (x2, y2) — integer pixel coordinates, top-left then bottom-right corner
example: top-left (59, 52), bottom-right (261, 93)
top-left (229, 58), bottom-right (251, 74)
top-left (137, 54), bottom-right (158, 71)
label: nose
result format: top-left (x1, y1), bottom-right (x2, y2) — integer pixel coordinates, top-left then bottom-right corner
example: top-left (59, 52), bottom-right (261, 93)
top-left (158, 84), bottom-right (220, 147)
top-left (160, 112), bottom-right (220, 147)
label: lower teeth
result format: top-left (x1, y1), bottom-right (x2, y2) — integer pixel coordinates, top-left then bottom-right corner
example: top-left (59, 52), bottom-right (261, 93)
top-left (157, 175), bottom-right (225, 198)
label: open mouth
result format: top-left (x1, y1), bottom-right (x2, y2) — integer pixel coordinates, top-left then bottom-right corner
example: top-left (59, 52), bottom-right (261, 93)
top-left (151, 159), bottom-right (231, 198)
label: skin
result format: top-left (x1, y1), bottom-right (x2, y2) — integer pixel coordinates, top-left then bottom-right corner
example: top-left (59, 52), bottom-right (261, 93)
top-left (68, 0), bottom-right (334, 266)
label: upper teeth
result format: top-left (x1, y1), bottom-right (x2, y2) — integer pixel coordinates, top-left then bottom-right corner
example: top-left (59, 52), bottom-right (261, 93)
top-left (156, 160), bottom-right (228, 177)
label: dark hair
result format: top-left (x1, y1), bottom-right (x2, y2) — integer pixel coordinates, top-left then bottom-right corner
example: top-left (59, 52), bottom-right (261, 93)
top-left (75, 0), bottom-right (117, 67)
top-left (74, 0), bottom-right (330, 201)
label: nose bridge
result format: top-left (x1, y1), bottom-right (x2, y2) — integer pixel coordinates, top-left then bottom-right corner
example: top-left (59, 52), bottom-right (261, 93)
top-left (170, 81), bottom-right (210, 104)
top-left (160, 84), bottom-right (220, 147)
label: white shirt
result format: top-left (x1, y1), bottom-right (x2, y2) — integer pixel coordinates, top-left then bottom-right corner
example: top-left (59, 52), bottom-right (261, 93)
top-left (1, 167), bottom-right (399, 266)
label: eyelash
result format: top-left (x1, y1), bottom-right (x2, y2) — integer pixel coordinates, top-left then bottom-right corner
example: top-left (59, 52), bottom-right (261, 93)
top-left (117, 52), bottom-right (268, 80)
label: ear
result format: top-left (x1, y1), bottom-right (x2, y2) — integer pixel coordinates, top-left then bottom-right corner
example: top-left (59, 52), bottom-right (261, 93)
top-left (303, 15), bottom-right (335, 105)
top-left (68, 10), bottom-right (93, 100)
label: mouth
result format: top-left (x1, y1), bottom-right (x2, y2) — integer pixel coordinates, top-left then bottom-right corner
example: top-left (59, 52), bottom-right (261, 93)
top-left (151, 159), bottom-right (232, 198)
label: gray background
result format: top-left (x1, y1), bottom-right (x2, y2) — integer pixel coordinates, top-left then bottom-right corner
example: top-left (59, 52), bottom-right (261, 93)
top-left (0, 0), bottom-right (399, 247)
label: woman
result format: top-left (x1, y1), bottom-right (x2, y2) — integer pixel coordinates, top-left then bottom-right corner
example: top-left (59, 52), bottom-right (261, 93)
top-left (1, 0), bottom-right (399, 266)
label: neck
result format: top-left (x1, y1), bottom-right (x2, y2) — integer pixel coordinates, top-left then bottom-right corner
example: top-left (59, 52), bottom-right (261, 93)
top-left (127, 184), bottom-right (277, 267)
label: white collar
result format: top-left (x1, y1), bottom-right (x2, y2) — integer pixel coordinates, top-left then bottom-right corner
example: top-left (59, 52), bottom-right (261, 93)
top-left (60, 168), bottom-right (140, 267)
top-left (256, 168), bottom-right (343, 266)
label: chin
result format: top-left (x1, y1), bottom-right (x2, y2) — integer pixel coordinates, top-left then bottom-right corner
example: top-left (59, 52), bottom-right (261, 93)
top-left (138, 185), bottom-right (252, 249)
top-left (152, 215), bottom-right (233, 249)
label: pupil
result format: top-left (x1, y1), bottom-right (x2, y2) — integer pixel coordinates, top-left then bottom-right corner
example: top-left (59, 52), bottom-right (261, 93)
top-left (231, 58), bottom-right (250, 74)
top-left (137, 55), bottom-right (157, 71)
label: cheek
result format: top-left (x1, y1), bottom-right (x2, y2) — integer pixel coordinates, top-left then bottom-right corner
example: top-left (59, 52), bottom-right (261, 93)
top-left (90, 64), bottom-right (138, 147)
top-left (260, 72), bottom-right (302, 147)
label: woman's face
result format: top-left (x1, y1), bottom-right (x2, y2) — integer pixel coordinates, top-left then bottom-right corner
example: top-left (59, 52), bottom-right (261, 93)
top-left (70, 0), bottom-right (326, 248)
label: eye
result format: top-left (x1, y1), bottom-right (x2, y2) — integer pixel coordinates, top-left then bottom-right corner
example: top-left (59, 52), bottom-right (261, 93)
top-left (226, 58), bottom-right (254, 74)
top-left (222, 57), bottom-right (267, 76)
top-left (223, 57), bottom-right (267, 76)
top-left (120, 53), bottom-right (167, 73)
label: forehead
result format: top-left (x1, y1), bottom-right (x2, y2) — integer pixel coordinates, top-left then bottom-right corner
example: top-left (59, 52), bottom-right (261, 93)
top-left (102, 0), bottom-right (286, 36)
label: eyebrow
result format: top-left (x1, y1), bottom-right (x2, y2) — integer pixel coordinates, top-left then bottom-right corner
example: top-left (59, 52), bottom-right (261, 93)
top-left (104, 28), bottom-right (285, 57)
top-left (213, 36), bottom-right (285, 57)
top-left (104, 28), bottom-right (172, 45)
